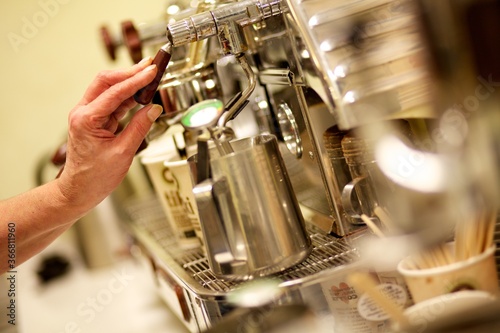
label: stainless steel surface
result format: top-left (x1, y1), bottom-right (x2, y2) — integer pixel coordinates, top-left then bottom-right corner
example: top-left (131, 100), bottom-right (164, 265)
top-left (157, 1), bottom-right (228, 117)
top-left (193, 134), bottom-right (312, 279)
top-left (276, 102), bottom-right (303, 158)
top-left (126, 198), bottom-right (359, 288)
top-left (164, 0), bottom-right (373, 236)
top-left (200, 304), bottom-right (320, 333)
top-left (341, 133), bottom-right (381, 219)
top-left (285, 0), bottom-right (433, 130)
top-left (323, 126), bottom-right (360, 226)
top-left (240, 7), bottom-right (345, 235)
top-left (124, 198), bottom-right (500, 333)
top-left (167, 0), bottom-right (285, 52)
top-left (102, 1), bottom-right (500, 332)
top-left (124, 196), bottom-right (359, 332)
top-left (217, 54), bottom-right (257, 128)
top-left (158, 64), bottom-right (222, 116)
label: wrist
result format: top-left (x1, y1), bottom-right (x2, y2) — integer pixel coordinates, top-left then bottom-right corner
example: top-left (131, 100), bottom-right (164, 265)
top-left (53, 176), bottom-right (93, 220)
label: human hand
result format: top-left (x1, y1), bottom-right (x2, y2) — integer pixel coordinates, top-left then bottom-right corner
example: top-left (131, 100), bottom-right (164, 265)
top-left (56, 59), bottom-right (163, 211)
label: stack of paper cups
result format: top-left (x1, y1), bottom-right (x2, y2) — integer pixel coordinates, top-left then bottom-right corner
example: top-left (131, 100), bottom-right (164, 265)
top-left (140, 125), bottom-right (200, 249)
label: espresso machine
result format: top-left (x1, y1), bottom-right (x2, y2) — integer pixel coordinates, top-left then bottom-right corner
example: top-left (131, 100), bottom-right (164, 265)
top-left (103, 0), bottom-right (500, 332)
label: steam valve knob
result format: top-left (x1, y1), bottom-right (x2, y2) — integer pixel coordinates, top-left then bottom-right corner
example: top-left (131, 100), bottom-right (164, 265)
top-left (133, 43), bottom-right (172, 105)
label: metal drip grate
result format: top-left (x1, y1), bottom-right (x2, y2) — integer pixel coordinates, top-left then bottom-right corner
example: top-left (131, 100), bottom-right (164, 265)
top-left (126, 197), bottom-right (359, 293)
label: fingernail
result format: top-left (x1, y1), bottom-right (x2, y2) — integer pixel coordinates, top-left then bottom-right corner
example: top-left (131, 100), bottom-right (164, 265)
top-left (147, 104), bottom-right (163, 122)
top-left (143, 64), bottom-right (157, 72)
top-left (138, 56), bottom-right (152, 65)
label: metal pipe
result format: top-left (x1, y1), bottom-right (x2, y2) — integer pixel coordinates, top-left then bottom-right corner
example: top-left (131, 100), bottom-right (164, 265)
top-left (217, 54), bottom-right (257, 127)
top-left (166, 0), bottom-right (286, 48)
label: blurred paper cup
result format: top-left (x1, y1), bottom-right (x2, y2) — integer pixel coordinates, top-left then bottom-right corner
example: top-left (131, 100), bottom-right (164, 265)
top-left (321, 269), bottom-right (390, 332)
top-left (398, 245), bottom-right (498, 303)
top-left (393, 290), bottom-right (496, 332)
top-left (162, 157), bottom-right (202, 249)
top-left (376, 269), bottom-right (414, 307)
top-left (140, 131), bottom-right (199, 249)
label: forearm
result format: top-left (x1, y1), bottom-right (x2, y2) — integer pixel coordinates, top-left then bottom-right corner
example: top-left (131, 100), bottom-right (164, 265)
top-left (0, 179), bottom-right (89, 273)
top-left (0, 60), bottom-right (162, 274)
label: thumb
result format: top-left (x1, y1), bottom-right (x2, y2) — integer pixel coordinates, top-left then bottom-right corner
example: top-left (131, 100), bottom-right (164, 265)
top-left (118, 104), bottom-right (163, 152)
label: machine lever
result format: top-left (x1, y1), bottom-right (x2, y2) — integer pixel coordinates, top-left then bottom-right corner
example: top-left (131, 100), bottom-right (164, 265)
top-left (134, 42), bottom-right (172, 105)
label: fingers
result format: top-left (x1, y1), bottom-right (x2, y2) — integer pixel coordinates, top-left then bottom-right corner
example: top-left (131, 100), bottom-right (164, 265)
top-left (113, 96), bottom-right (138, 120)
top-left (117, 104), bottom-right (163, 152)
top-left (87, 64), bottom-right (158, 118)
top-left (97, 97), bottom-right (138, 133)
top-left (80, 57), bottom-right (153, 105)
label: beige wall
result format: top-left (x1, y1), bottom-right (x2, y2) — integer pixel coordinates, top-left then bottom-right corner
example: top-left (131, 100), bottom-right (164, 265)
top-left (0, 0), bottom-right (165, 199)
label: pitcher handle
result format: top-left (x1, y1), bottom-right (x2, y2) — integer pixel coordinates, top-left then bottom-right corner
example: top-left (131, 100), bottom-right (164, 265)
top-left (341, 176), bottom-right (367, 220)
top-left (193, 178), bottom-right (247, 276)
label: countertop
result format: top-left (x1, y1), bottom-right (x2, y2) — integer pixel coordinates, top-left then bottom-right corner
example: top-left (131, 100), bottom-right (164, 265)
top-left (10, 231), bottom-right (190, 333)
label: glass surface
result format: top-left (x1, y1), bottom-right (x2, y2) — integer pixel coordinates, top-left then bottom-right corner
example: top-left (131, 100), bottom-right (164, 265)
top-left (181, 99), bottom-right (224, 129)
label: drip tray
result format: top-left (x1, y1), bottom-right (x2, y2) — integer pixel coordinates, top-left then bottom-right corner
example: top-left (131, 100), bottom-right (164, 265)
top-left (125, 197), bottom-right (360, 297)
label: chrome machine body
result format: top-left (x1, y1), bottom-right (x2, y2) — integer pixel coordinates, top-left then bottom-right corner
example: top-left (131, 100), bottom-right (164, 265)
top-left (163, 0), bottom-right (431, 236)
top-left (120, 0), bottom-right (429, 331)
top-left (110, 0), bottom-right (500, 332)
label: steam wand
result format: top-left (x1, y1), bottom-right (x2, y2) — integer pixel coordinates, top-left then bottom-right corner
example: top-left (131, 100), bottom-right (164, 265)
top-left (217, 54), bottom-right (257, 128)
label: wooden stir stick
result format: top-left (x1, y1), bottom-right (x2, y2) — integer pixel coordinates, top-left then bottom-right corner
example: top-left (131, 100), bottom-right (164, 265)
top-left (361, 214), bottom-right (385, 238)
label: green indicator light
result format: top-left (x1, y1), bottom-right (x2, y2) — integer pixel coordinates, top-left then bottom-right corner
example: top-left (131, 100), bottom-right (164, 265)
top-left (181, 99), bottom-right (224, 130)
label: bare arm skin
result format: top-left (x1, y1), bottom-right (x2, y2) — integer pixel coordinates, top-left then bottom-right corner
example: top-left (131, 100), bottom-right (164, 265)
top-left (0, 58), bottom-right (163, 273)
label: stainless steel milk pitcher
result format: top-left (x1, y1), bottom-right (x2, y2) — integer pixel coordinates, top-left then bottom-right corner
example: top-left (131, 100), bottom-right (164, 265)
top-left (193, 134), bottom-right (312, 280)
